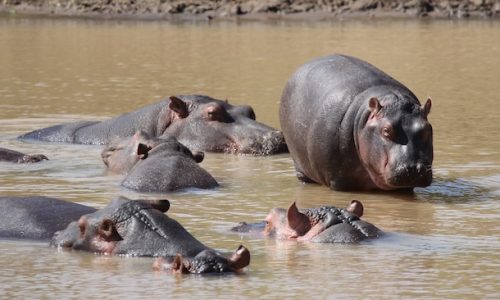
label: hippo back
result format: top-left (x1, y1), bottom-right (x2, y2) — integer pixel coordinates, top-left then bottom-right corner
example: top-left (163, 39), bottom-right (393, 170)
top-left (0, 196), bottom-right (96, 240)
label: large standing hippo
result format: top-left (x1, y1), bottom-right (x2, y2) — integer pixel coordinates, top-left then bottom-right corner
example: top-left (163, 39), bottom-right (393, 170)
top-left (0, 196), bottom-right (250, 274)
top-left (0, 147), bottom-right (48, 163)
top-left (19, 95), bottom-right (288, 156)
top-left (232, 200), bottom-right (381, 243)
top-left (280, 54), bottom-right (433, 191)
top-left (101, 131), bottom-right (218, 192)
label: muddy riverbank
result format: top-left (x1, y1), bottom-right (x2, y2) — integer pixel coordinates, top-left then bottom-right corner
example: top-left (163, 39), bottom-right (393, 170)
top-left (1, 0), bottom-right (500, 21)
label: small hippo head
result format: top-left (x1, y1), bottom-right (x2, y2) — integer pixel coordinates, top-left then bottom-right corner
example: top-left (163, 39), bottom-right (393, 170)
top-left (162, 95), bottom-right (288, 155)
top-left (232, 200), bottom-right (380, 243)
top-left (357, 96), bottom-right (433, 190)
top-left (153, 245), bottom-right (250, 274)
top-left (101, 131), bottom-right (204, 174)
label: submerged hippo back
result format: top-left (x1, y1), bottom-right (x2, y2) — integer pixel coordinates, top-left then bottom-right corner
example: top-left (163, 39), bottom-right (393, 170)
top-left (0, 196), bottom-right (96, 240)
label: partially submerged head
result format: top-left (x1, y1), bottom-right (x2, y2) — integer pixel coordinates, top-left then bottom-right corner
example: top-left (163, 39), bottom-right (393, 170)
top-left (51, 197), bottom-right (250, 274)
top-left (357, 95), bottom-right (433, 190)
top-left (101, 130), bottom-right (204, 174)
top-left (232, 200), bottom-right (379, 243)
top-left (163, 95), bottom-right (288, 155)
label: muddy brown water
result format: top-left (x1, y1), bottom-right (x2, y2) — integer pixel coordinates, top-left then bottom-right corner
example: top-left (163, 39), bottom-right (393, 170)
top-left (0, 17), bottom-right (499, 299)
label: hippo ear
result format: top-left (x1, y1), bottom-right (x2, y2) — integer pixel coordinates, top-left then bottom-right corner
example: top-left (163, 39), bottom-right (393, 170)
top-left (145, 199), bottom-right (170, 213)
top-left (368, 97), bottom-right (382, 114)
top-left (169, 96), bottom-right (189, 118)
top-left (287, 202), bottom-right (311, 236)
top-left (192, 151), bottom-right (204, 163)
top-left (229, 245), bottom-right (251, 270)
top-left (172, 254), bottom-right (189, 274)
top-left (346, 200), bottom-right (364, 218)
top-left (136, 143), bottom-right (152, 159)
top-left (422, 97), bottom-right (432, 118)
top-left (98, 219), bottom-right (121, 242)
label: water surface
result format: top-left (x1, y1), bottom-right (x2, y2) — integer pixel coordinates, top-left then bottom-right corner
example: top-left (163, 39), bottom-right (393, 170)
top-left (0, 17), bottom-right (499, 299)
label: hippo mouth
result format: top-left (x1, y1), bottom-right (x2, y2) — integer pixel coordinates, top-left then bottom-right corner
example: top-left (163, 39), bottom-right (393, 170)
top-left (237, 131), bottom-right (288, 156)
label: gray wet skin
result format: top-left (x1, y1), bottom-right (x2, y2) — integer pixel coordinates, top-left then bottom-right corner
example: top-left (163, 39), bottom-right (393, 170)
top-left (0, 147), bottom-right (48, 163)
top-left (280, 54), bottom-right (433, 191)
top-left (19, 94), bottom-right (288, 156)
top-left (101, 131), bottom-right (218, 193)
top-left (0, 196), bottom-right (96, 240)
top-left (51, 197), bottom-right (250, 274)
top-left (232, 200), bottom-right (381, 243)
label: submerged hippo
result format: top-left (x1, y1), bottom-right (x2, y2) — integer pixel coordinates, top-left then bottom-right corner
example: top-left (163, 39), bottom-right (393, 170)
top-left (280, 54), bottom-right (433, 191)
top-left (0, 196), bottom-right (250, 274)
top-left (0, 147), bottom-right (48, 163)
top-left (232, 200), bottom-right (381, 243)
top-left (19, 95), bottom-right (287, 155)
top-left (101, 131), bottom-right (218, 193)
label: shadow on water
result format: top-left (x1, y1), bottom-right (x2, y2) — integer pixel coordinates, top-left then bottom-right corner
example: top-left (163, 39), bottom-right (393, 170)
top-left (414, 177), bottom-right (495, 203)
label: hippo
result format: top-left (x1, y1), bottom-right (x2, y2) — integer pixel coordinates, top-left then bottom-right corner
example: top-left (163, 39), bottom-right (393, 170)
top-left (19, 95), bottom-right (288, 156)
top-left (0, 196), bottom-right (250, 274)
top-left (101, 131), bottom-right (218, 193)
top-left (0, 196), bottom-right (96, 240)
top-left (279, 54), bottom-right (433, 191)
top-left (232, 200), bottom-right (381, 243)
top-left (0, 147), bottom-right (48, 163)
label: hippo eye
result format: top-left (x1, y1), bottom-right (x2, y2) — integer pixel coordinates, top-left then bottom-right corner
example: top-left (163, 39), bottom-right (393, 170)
top-left (206, 104), bottom-right (232, 123)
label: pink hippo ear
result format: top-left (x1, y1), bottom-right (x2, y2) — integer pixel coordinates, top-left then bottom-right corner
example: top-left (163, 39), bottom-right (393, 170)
top-left (368, 97), bottom-right (382, 115)
top-left (286, 202), bottom-right (311, 236)
top-left (169, 96), bottom-right (189, 119)
top-left (229, 245), bottom-right (251, 270)
top-left (422, 97), bottom-right (432, 118)
top-left (171, 254), bottom-right (189, 274)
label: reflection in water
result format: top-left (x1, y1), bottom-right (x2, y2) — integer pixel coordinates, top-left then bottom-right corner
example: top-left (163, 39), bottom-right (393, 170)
top-left (0, 17), bottom-right (499, 298)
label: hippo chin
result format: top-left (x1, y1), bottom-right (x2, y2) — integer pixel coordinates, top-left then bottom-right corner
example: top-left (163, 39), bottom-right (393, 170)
top-left (19, 94), bottom-right (288, 156)
top-left (279, 54), bottom-right (433, 191)
top-left (102, 131), bottom-right (218, 193)
top-left (0, 147), bottom-right (48, 163)
top-left (232, 200), bottom-right (381, 243)
top-left (51, 197), bottom-right (250, 274)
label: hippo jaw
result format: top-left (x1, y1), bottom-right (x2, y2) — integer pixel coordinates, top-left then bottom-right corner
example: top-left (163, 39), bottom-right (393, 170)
top-left (357, 97), bottom-right (433, 190)
top-left (153, 245), bottom-right (251, 274)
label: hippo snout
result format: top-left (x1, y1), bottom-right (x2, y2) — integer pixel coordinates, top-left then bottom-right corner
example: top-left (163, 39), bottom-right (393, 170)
top-left (390, 162), bottom-right (433, 187)
top-left (255, 130), bottom-right (288, 155)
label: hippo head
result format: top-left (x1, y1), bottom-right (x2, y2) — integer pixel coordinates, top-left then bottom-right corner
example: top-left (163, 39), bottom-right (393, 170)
top-left (51, 198), bottom-right (249, 273)
top-left (162, 95), bottom-right (288, 155)
top-left (153, 245), bottom-right (250, 274)
top-left (232, 200), bottom-right (380, 243)
top-left (357, 96), bottom-right (433, 190)
top-left (101, 130), bottom-right (204, 174)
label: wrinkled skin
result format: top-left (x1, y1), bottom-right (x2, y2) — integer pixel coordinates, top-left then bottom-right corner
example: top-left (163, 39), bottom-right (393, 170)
top-left (280, 54), bottom-right (433, 191)
top-left (102, 131), bottom-right (217, 192)
top-left (52, 197), bottom-right (250, 274)
top-left (19, 95), bottom-right (288, 155)
top-left (0, 147), bottom-right (48, 163)
top-left (0, 196), bottom-right (96, 240)
top-left (232, 200), bottom-right (381, 243)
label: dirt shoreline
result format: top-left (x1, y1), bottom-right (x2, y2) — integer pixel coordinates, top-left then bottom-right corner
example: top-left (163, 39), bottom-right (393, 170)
top-left (1, 0), bottom-right (500, 21)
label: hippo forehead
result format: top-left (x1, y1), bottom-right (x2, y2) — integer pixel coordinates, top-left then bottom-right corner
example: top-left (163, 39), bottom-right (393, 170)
top-left (302, 206), bottom-right (359, 226)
